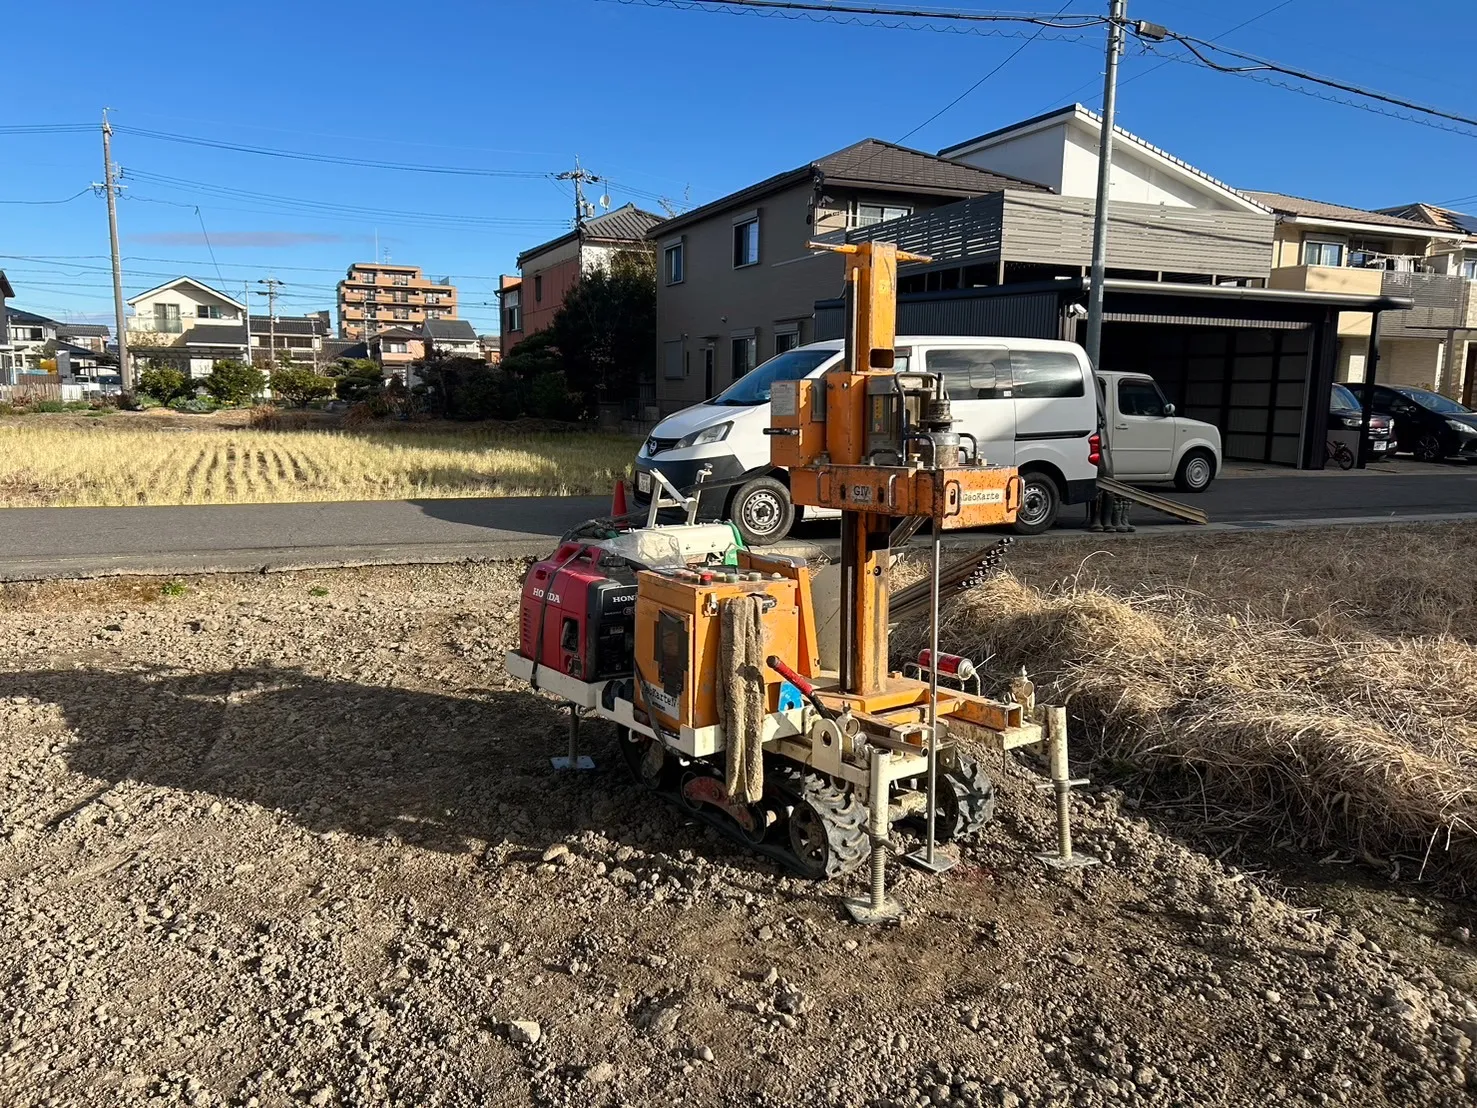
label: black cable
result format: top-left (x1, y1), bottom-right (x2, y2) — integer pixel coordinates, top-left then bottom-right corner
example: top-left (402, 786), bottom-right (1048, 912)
top-left (601, 0), bottom-right (1101, 40)
top-left (0, 188), bottom-right (93, 206)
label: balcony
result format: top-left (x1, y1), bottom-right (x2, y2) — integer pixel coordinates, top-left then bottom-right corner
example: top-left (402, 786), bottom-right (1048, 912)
top-left (1380, 270), bottom-right (1477, 336)
top-left (839, 192), bottom-right (1275, 284)
top-left (1268, 265), bottom-right (1384, 336)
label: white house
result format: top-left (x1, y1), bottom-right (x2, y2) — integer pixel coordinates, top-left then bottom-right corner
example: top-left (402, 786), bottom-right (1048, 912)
top-left (941, 103), bottom-right (1267, 214)
top-left (422, 318), bottom-right (480, 357)
top-left (5, 308), bottom-right (59, 373)
top-left (126, 276), bottom-right (250, 377)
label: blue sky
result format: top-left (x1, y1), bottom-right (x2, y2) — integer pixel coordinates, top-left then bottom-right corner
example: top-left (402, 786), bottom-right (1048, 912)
top-left (4, 0), bottom-right (1474, 331)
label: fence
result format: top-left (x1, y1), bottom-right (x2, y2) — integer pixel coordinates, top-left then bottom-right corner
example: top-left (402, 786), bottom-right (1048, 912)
top-left (0, 381), bottom-right (87, 404)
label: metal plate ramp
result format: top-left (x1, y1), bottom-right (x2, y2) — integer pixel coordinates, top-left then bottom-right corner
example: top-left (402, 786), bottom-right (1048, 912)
top-left (1098, 477), bottom-right (1209, 525)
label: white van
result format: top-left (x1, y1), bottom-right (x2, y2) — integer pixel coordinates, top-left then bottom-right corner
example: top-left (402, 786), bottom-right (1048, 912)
top-left (632, 338), bottom-right (1220, 544)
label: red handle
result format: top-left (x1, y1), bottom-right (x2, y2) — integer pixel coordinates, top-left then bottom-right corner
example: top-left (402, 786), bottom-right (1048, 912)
top-left (766, 655), bottom-right (835, 720)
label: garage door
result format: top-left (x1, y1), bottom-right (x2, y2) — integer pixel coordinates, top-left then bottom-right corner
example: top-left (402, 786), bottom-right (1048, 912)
top-left (1102, 323), bottom-right (1311, 466)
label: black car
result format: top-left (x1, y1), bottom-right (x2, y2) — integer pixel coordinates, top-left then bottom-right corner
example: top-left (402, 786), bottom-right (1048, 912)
top-left (1370, 385), bottom-right (1477, 462)
top-left (1329, 384), bottom-right (1394, 462)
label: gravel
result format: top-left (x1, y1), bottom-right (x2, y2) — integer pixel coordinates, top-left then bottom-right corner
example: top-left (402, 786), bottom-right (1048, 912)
top-left (0, 562), bottom-right (1473, 1107)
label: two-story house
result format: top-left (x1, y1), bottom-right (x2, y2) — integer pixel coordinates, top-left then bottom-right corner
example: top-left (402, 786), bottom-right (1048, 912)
top-left (649, 139), bottom-right (1049, 414)
top-left (499, 203), bottom-right (662, 354)
top-left (1251, 192), bottom-right (1474, 397)
top-left (422, 318), bottom-right (480, 358)
top-left (126, 277), bottom-right (250, 377)
top-left (55, 322), bottom-right (111, 354)
top-left (249, 312), bottom-right (332, 367)
top-left (5, 308), bottom-right (59, 372)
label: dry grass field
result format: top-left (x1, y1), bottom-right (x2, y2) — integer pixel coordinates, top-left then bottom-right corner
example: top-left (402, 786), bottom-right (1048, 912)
top-left (0, 416), bottom-right (638, 507)
top-left (895, 524), bottom-right (1477, 892)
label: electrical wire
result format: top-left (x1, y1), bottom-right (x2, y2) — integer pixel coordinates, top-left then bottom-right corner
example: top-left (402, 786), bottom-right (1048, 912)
top-left (194, 208), bottom-right (226, 288)
top-left (0, 188), bottom-right (95, 205)
top-left (1038, 0), bottom-right (1296, 112)
top-left (601, 0), bottom-right (1102, 40)
top-left (1141, 29), bottom-right (1477, 135)
top-left (892, 0), bottom-right (1078, 146)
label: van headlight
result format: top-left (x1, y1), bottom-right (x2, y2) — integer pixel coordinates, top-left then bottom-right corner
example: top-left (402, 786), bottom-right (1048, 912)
top-left (677, 422), bottom-right (731, 448)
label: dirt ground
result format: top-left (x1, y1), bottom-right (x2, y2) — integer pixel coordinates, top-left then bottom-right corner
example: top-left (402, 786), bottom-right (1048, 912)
top-left (1, 558), bottom-right (1474, 1108)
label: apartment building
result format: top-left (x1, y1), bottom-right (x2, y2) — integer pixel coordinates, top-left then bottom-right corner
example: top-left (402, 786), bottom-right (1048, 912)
top-left (336, 263), bottom-right (459, 341)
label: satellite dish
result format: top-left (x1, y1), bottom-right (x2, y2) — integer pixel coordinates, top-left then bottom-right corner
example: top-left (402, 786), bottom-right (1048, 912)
top-left (599, 193), bottom-right (611, 210)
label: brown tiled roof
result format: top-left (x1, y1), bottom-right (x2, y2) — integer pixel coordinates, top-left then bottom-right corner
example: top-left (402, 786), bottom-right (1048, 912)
top-left (651, 138), bottom-right (1048, 237)
top-left (1243, 191), bottom-right (1441, 231)
top-left (516, 203), bottom-right (663, 267)
top-left (1376, 202), bottom-right (1477, 236)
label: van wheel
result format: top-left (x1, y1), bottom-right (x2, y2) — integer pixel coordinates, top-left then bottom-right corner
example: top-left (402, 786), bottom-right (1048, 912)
top-left (1012, 472), bottom-right (1059, 535)
top-left (729, 476), bottom-right (795, 546)
top-left (1174, 449), bottom-right (1216, 493)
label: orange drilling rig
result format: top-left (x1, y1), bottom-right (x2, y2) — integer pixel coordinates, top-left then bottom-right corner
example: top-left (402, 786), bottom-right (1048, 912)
top-left (507, 240), bottom-right (1092, 921)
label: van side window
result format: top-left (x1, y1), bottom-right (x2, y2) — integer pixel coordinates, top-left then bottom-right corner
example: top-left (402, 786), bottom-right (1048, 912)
top-left (925, 348), bottom-right (1009, 400)
top-left (1010, 350), bottom-right (1085, 399)
top-left (1118, 378), bottom-right (1167, 417)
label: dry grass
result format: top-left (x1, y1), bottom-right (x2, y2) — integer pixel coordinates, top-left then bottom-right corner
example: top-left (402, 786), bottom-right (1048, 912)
top-left (895, 524), bottom-right (1477, 889)
top-left (0, 422), bottom-right (638, 507)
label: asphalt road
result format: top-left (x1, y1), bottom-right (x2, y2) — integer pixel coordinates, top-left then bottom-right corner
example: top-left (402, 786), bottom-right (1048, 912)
top-left (3, 464), bottom-right (1475, 580)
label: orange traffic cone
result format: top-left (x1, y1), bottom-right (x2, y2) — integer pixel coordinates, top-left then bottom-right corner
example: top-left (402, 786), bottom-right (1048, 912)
top-left (612, 478), bottom-right (628, 517)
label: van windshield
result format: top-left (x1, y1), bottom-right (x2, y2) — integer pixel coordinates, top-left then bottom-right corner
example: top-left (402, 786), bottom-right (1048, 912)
top-left (711, 349), bottom-right (835, 406)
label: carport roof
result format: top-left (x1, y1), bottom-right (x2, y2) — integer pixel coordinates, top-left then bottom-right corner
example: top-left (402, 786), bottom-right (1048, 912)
top-left (1097, 278), bottom-right (1413, 313)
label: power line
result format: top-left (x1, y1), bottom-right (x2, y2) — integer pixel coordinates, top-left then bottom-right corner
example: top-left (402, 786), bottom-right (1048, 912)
top-left (1039, 0), bottom-right (1296, 111)
top-left (113, 125), bottom-right (559, 180)
top-left (602, 0), bottom-right (1103, 40)
top-left (0, 188), bottom-right (95, 206)
top-left (1141, 27), bottom-right (1477, 136)
top-left (892, 0), bottom-right (1078, 147)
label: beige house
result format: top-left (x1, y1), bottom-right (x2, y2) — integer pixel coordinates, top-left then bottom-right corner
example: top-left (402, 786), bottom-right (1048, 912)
top-left (1250, 192), bottom-right (1476, 399)
top-left (368, 327), bottom-right (425, 384)
top-left (650, 138), bottom-right (1049, 415)
top-left (125, 276), bottom-right (250, 377)
top-left (337, 263), bottom-right (458, 341)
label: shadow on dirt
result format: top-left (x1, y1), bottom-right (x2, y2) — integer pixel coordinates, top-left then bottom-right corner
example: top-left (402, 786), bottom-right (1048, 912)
top-left (0, 666), bottom-right (786, 877)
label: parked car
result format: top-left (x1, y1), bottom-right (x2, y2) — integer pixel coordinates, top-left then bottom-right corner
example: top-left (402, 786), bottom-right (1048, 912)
top-left (1370, 384), bottom-right (1477, 462)
top-left (633, 338), bottom-right (1221, 544)
top-left (1095, 372), bottom-right (1223, 493)
top-left (1329, 383), bottom-right (1394, 461)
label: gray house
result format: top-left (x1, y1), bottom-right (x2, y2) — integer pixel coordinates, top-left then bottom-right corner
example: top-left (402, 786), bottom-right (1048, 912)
top-left (649, 139), bottom-right (1047, 414)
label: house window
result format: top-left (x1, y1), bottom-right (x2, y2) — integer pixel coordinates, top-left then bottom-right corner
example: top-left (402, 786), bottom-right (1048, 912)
top-left (153, 303), bottom-right (182, 333)
top-left (506, 304), bottom-right (521, 332)
top-left (855, 202), bottom-right (912, 228)
top-left (775, 329), bottom-right (800, 355)
top-left (733, 218), bottom-right (759, 268)
top-left (1462, 259), bottom-right (1477, 280)
top-left (198, 304), bottom-right (223, 320)
top-left (731, 334), bottom-right (757, 378)
top-left (428, 309), bottom-right (444, 320)
top-left (1302, 240), bottom-right (1345, 267)
top-left (357, 271), bottom-right (377, 284)
top-left (664, 242), bottom-right (684, 285)
top-left (534, 274), bottom-right (543, 302)
top-left (392, 273), bottom-right (409, 286)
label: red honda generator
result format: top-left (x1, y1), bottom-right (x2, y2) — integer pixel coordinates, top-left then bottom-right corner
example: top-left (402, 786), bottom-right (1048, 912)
top-left (518, 541), bottom-right (640, 683)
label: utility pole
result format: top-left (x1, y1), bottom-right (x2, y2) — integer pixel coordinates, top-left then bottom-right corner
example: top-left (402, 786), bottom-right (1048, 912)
top-left (99, 109), bottom-right (131, 392)
top-left (1084, 0), bottom-right (1125, 377)
top-left (555, 158), bottom-right (599, 245)
top-left (256, 277), bottom-right (283, 369)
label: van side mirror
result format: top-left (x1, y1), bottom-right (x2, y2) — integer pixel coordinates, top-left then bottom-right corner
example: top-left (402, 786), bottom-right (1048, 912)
top-left (1162, 402), bottom-right (1176, 417)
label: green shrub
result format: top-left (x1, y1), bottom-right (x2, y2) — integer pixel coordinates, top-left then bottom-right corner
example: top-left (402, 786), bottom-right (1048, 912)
top-left (32, 400), bottom-right (68, 413)
top-left (203, 359), bottom-right (266, 406)
top-left (166, 395), bottom-right (218, 414)
top-left (270, 366), bottom-right (336, 407)
top-left (527, 371), bottom-right (575, 420)
top-left (138, 366), bottom-right (190, 403)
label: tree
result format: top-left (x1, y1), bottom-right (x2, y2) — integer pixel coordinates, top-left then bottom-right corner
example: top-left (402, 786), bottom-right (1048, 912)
top-left (203, 359), bottom-right (266, 406)
top-left (269, 365), bottom-right (335, 407)
top-left (499, 329), bottom-right (562, 382)
top-left (418, 355), bottom-right (523, 420)
top-left (328, 358), bottom-right (385, 404)
top-left (549, 250), bottom-right (655, 415)
top-left (138, 365), bottom-right (189, 403)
